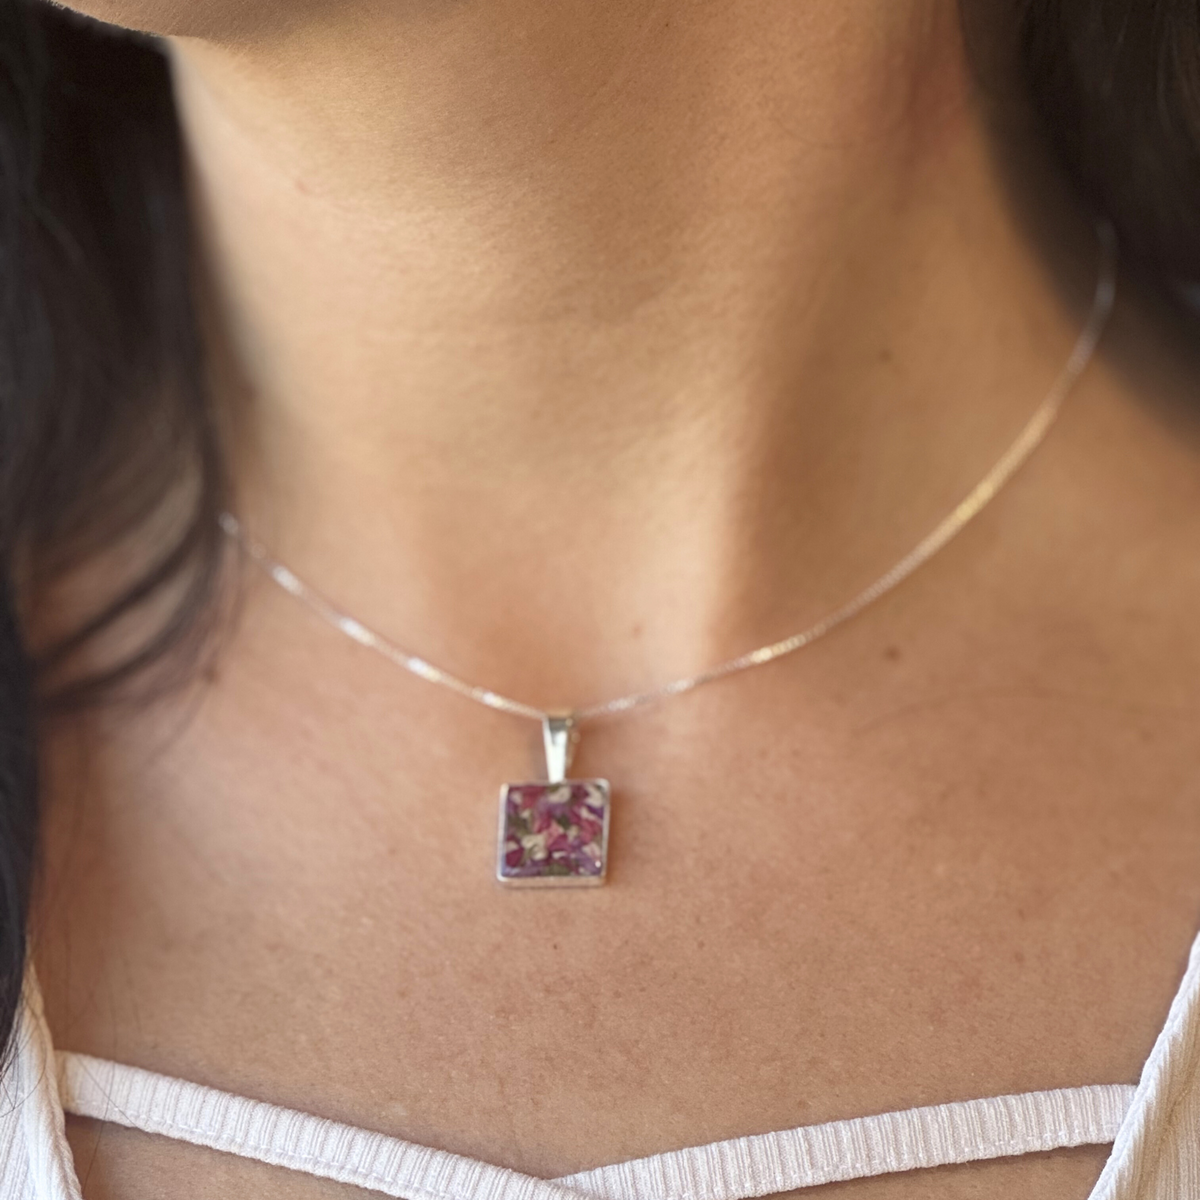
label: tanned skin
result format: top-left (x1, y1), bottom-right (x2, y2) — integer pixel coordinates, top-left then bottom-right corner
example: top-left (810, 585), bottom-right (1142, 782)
top-left (35, 3), bottom-right (1200, 1197)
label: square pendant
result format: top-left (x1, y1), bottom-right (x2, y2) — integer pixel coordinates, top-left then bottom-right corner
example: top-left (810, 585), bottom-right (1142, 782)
top-left (497, 780), bottom-right (611, 887)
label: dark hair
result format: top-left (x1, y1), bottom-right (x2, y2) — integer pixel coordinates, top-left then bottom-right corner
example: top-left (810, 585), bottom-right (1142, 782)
top-left (0, 0), bottom-right (1197, 1061)
top-left (0, 1), bottom-right (225, 1056)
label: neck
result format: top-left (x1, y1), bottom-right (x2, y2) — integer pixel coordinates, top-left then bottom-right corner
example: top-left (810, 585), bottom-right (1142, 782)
top-left (173, 1), bottom-right (1095, 706)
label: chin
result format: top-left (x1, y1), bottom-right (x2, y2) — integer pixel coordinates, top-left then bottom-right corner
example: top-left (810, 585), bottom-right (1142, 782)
top-left (44, 0), bottom-right (310, 40)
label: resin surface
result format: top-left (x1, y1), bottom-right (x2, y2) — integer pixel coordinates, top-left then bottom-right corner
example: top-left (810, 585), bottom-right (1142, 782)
top-left (497, 780), bottom-right (610, 886)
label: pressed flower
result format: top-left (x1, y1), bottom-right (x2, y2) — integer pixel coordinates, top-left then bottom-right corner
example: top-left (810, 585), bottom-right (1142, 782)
top-left (498, 779), bottom-right (611, 883)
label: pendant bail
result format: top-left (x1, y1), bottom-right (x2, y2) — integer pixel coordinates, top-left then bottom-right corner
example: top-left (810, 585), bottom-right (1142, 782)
top-left (542, 713), bottom-right (577, 784)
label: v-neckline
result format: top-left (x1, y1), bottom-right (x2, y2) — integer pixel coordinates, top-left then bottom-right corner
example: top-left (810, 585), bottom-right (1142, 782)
top-left (58, 1049), bottom-right (1133, 1200)
top-left (20, 930), bottom-right (1200, 1200)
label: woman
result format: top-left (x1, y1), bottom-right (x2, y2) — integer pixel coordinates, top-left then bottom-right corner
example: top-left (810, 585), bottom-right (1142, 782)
top-left (2, 0), bottom-right (1200, 1196)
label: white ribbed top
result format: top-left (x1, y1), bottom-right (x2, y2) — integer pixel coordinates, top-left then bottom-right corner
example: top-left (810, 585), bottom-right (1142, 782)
top-left (56, 1052), bottom-right (1134, 1200)
top-left (5, 930), bottom-right (1200, 1200)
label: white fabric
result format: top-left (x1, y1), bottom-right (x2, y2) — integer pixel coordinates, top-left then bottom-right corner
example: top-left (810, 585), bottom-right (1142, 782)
top-left (58, 1052), bottom-right (589, 1200)
top-left (2, 931), bottom-right (1200, 1199)
top-left (0, 973), bottom-right (80, 1200)
top-left (58, 1051), bottom-right (1133, 1200)
top-left (556, 1085), bottom-right (1134, 1199)
top-left (1089, 931), bottom-right (1200, 1199)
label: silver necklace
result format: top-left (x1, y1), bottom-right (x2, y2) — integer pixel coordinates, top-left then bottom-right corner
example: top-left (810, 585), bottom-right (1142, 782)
top-left (222, 228), bottom-right (1117, 888)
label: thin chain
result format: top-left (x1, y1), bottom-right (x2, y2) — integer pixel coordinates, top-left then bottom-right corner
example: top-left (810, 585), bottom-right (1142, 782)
top-left (223, 225), bottom-right (1117, 728)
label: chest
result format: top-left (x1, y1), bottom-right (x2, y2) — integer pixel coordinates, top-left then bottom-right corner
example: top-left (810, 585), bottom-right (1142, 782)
top-left (35, 606), bottom-right (1200, 1200)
